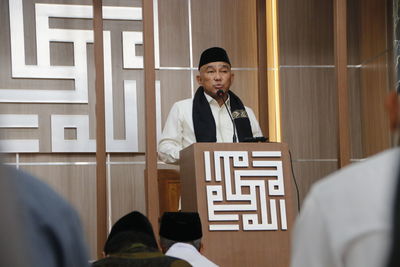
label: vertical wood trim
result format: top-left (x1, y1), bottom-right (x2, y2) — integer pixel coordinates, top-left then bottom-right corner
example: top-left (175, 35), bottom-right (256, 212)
top-left (143, 0), bottom-right (160, 228)
top-left (334, 0), bottom-right (350, 167)
top-left (266, 0), bottom-right (282, 142)
top-left (256, 0), bottom-right (269, 138)
top-left (92, 0), bottom-right (107, 258)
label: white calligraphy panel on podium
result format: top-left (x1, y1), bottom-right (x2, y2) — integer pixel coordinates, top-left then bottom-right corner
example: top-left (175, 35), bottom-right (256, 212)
top-left (205, 151), bottom-right (288, 231)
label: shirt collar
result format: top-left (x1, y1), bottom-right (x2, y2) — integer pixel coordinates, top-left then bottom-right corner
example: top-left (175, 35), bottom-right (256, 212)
top-left (203, 91), bottom-right (230, 106)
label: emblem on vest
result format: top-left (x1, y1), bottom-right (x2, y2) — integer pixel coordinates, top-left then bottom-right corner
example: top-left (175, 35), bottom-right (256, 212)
top-left (232, 109), bottom-right (248, 119)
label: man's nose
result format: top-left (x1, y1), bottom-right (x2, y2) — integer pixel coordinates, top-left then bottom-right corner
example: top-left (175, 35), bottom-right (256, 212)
top-left (214, 71), bottom-right (222, 80)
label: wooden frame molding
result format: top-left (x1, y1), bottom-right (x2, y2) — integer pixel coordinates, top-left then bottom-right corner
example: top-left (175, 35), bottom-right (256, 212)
top-left (334, 0), bottom-right (350, 167)
top-left (256, 0), bottom-right (269, 138)
top-left (266, 0), bottom-right (282, 142)
top-left (142, 0), bottom-right (160, 228)
top-left (92, 0), bottom-right (107, 258)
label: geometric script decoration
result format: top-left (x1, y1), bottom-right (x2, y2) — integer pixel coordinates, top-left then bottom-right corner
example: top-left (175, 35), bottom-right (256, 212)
top-left (0, 115), bottom-right (39, 153)
top-left (204, 151), bottom-right (287, 231)
top-left (1, 0), bottom-right (162, 152)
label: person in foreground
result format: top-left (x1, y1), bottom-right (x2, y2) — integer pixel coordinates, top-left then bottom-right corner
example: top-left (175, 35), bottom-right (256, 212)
top-left (92, 211), bottom-right (191, 267)
top-left (0, 165), bottom-right (89, 267)
top-left (159, 212), bottom-right (218, 267)
top-left (290, 91), bottom-right (400, 267)
top-left (158, 47), bottom-right (263, 164)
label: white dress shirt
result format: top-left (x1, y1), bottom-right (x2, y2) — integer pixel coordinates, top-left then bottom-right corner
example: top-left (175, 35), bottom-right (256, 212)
top-left (158, 93), bottom-right (263, 164)
top-left (290, 148), bottom-right (400, 267)
top-left (166, 242), bottom-right (219, 267)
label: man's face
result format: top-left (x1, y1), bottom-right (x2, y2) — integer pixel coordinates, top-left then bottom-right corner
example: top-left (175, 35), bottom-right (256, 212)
top-left (196, 61), bottom-right (234, 98)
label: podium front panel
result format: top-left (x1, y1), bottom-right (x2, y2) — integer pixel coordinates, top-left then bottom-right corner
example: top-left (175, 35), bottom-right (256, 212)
top-left (180, 142), bottom-right (295, 267)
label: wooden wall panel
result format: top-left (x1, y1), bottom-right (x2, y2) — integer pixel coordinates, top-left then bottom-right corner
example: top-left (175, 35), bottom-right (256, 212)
top-left (278, 0), bottom-right (391, 200)
top-left (157, 70), bottom-right (192, 124)
top-left (280, 68), bottom-right (338, 159)
top-left (359, 0), bottom-right (388, 63)
top-left (278, 0), bottom-right (334, 65)
top-left (158, 0), bottom-right (190, 67)
top-left (103, 0), bottom-right (142, 6)
top-left (19, 165), bottom-right (97, 258)
top-left (278, 0), bottom-right (337, 199)
top-left (109, 164), bottom-right (147, 223)
top-left (347, 0), bottom-right (360, 65)
top-left (19, 154), bottom-right (96, 163)
top-left (357, 0), bottom-right (391, 156)
top-left (292, 161), bottom-right (338, 204)
top-left (360, 55), bottom-right (391, 156)
top-left (347, 0), bottom-right (363, 160)
top-left (0, 154), bottom-right (17, 163)
top-left (50, 42), bottom-right (75, 66)
top-left (109, 153), bottom-right (145, 163)
top-left (191, 0), bottom-right (258, 68)
top-left (348, 68), bottom-right (363, 159)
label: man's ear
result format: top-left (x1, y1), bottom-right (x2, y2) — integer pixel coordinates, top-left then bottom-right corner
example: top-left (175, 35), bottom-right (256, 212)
top-left (196, 74), bottom-right (202, 85)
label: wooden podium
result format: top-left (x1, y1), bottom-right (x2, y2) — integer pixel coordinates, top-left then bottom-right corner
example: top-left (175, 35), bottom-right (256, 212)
top-left (179, 142), bottom-right (295, 267)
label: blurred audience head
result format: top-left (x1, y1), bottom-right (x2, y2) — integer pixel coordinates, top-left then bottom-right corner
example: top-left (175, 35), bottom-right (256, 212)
top-left (105, 231), bottom-right (158, 255)
top-left (104, 211), bottom-right (158, 255)
top-left (159, 212), bottom-right (203, 252)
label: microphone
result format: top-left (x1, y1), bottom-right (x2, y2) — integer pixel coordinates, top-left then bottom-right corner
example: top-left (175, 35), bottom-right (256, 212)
top-left (243, 136), bottom-right (269, 142)
top-left (217, 89), bottom-right (237, 143)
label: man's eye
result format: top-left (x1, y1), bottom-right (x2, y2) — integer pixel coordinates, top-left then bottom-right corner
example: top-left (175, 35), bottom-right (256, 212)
top-left (207, 71), bottom-right (215, 74)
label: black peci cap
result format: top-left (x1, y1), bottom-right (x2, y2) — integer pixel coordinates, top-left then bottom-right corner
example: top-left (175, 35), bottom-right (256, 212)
top-left (159, 212), bottom-right (202, 242)
top-left (104, 211), bottom-right (158, 253)
top-left (198, 47), bottom-right (231, 70)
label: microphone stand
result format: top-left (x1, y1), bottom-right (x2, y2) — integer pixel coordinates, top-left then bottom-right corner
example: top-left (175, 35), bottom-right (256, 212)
top-left (217, 90), bottom-right (237, 143)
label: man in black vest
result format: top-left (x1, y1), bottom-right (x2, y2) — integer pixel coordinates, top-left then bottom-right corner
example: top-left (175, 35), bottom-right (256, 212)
top-left (158, 47), bottom-right (263, 164)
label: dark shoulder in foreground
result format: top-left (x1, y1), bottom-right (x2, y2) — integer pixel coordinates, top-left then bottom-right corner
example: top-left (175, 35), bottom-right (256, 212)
top-left (92, 254), bottom-right (192, 267)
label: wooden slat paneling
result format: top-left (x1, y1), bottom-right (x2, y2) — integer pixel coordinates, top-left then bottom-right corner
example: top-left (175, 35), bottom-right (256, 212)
top-left (110, 164), bottom-right (147, 222)
top-left (191, 0), bottom-right (258, 68)
top-left (278, 0), bottom-right (334, 65)
top-left (348, 68), bottom-right (363, 159)
top-left (158, 70), bottom-right (192, 125)
top-left (280, 68), bottom-right (338, 159)
top-left (360, 55), bottom-right (391, 156)
top-left (359, 0), bottom-right (388, 63)
top-left (292, 161), bottom-right (338, 204)
top-left (158, 0), bottom-right (190, 67)
top-left (347, 0), bottom-right (360, 65)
